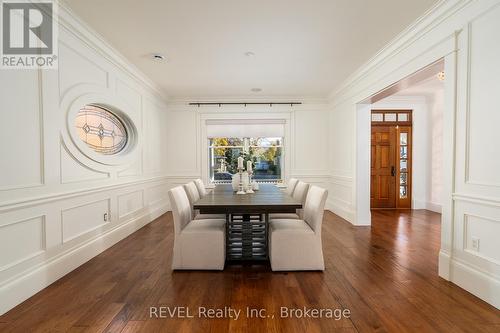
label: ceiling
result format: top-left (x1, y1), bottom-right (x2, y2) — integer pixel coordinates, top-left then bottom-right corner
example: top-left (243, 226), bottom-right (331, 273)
top-left (64, 0), bottom-right (439, 100)
top-left (393, 73), bottom-right (444, 100)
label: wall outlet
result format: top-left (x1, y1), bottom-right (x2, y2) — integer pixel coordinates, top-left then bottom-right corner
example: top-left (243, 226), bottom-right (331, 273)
top-left (471, 237), bottom-right (480, 251)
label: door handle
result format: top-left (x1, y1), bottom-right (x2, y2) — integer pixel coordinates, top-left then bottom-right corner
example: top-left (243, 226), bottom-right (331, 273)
top-left (391, 166), bottom-right (395, 177)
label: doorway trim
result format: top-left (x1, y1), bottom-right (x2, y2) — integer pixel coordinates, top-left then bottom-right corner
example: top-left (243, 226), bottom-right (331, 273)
top-left (353, 36), bottom-right (458, 281)
top-left (370, 110), bottom-right (413, 209)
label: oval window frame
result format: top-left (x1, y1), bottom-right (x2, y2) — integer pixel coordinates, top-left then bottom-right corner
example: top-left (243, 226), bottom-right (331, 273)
top-left (65, 93), bottom-right (140, 167)
top-left (75, 104), bottom-right (129, 156)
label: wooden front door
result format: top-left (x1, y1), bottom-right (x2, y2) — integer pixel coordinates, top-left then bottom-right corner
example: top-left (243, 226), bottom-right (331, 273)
top-left (371, 110), bottom-right (412, 209)
top-left (371, 126), bottom-right (397, 208)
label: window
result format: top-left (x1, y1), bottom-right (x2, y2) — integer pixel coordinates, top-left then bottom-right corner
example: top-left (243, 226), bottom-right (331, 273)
top-left (209, 137), bottom-right (283, 183)
top-left (371, 110), bottom-right (412, 124)
top-left (75, 105), bottom-right (127, 155)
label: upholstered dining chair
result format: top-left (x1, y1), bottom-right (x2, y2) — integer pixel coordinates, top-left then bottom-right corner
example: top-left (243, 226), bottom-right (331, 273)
top-left (269, 185), bottom-right (328, 271)
top-left (194, 178), bottom-right (208, 197)
top-left (168, 186), bottom-right (225, 270)
top-left (183, 181), bottom-right (225, 220)
top-left (285, 178), bottom-right (299, 196)
top-left (270, 181), bottom-right (309, 220)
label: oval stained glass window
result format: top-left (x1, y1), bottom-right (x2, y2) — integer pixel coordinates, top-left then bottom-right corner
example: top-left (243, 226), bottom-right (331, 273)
top-left (75, 105), bottom-right (128, 155)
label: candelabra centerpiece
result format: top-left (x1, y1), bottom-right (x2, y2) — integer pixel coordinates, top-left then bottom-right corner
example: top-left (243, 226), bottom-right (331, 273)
top-left (245, 160), bottom-right (254, 193)
top-left (236, 156), bottom-right (246, 195)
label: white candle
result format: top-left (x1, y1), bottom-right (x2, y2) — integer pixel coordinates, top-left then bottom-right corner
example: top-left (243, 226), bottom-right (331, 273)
top-left (237, 156), bottom-right (244, 169)
top-left (247, 160), bottom-right (252, 172)
top-left (243, 138), bottom-right (250, 153)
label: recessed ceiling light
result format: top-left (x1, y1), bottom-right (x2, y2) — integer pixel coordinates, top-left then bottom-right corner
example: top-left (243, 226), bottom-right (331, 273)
top-left (152, 54), bottom-right (166, 61)
top-left (245, 51), bottom-right (255, 57)
top-left (251, 88), bottom-right (262, 92)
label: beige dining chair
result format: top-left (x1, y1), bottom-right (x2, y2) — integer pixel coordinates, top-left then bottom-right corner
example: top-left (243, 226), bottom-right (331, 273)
top-left (194, 178), bottom-right (208, 197)
top-left (184, 181), bottom-right (225, 220)
top-left (270, 181), bottom-right (309, 220)
top-left (269, 185), bottom-right (328, 271)
top-left (286, 178), bottom-right (299, 196)
top-left (168, 186), bottom-right (225, 270)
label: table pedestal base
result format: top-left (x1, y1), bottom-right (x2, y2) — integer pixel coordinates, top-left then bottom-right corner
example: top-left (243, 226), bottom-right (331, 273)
top-left (225, 213), bottom-right (269, 261)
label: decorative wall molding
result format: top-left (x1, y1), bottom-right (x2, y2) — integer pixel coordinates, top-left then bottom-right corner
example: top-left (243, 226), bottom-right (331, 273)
top-left (0, 70), bottom-right (45, 192)
top-left (0, 176), bottom-right (169, 213)
top-left (0, 201), bottom-right (169, 315)
top-left (0, 215), bottom-right (46, 273)
top-left (453, 193), bottom-right (500, 208)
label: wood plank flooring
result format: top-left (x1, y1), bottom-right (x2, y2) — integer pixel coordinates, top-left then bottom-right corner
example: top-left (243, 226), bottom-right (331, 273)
top-left (1, 210), bottom-right (498, 332)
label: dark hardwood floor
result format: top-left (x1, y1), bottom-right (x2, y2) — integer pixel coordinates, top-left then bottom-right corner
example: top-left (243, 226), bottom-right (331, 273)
top-left (1, 210), bottom-right (499, 332)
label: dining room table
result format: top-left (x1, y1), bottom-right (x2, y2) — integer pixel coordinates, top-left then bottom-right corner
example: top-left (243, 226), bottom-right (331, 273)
top-left (193, 184), bottom-right (302, 261)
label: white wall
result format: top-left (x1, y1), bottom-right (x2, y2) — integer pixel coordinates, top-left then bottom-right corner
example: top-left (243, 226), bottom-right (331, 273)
top-left (163, 102), bottom-right (332, 193)
top-left (0, 4), bottom-right (170, 314)
top-left (429, 92), bottom-right (444, 211)
top-left (328, 0), bottom-right (500, 308)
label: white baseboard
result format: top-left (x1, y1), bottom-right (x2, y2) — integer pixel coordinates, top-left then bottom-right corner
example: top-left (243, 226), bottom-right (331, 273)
top-left (450, 257), bottom-right (500, 310)
top-left (412, 200), bottom-right (442, 213)
top-left (0, 203), bottom-right (169, 315)
top-left (326, 198), bottom-right (355, 224)
top-left (425, 201), bottom-right (442, 213)
top-left (438, 250), bottom-right (451, 280)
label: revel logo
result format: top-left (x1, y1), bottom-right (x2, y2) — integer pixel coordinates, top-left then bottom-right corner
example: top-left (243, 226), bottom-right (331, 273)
top-left (1, 0), bottom-right (58, 69)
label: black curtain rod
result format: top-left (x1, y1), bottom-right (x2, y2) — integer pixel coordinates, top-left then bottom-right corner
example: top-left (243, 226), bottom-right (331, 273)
top-left (188, 102), bottom-right (302, 107)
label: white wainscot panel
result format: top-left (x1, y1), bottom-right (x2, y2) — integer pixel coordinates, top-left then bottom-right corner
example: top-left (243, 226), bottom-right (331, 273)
top-left (466, 5), bottom-right (500, 186)
top-left (60, 144), bottom-right (109, 183)
top-left (118, 190), bottom-right (144, 219)
top-left (464, 214), bottom-right (500, 264)
top-left (165, 111), bottom-right (198, 175)
top-left (0, 71), bottom-right (42, 190)
top-left (0, 216), bottom-right (45, 271)
top-left (58, 41), bottom-right (108, 98)
top-left (62, 199), bottom-right (110, 243)
top-left (144, 184), bottom-right (169, 207)
top-left (293, 111), bottom-right (329, 172)
top-left (143, 101), bottom-right (162, 175)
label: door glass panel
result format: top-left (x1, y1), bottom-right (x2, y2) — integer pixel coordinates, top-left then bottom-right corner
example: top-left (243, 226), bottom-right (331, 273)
top-left (400, 133), bottom-right (408, 145)
top-left (400, 146), bottom-right (407, 159)
top-left (384, 113), bottom-right (397, 121)
top-left (400, 159), bottom-right (407, 172)
top-left (371, 113), bottom-right (383, 122)
top-left (400, 173), bottom-right (407, 185)
top-left (398, 113), bottom-right (408, 121)
top-left (400, 185), bottom-right (407, 198)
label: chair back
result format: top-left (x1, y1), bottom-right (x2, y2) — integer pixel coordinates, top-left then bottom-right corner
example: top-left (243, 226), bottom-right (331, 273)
top-left (194, 179), bottom-right (207, 197)
top-left (303, 185), bottom-right (328, 233)
top-left (168, 186), bottom-right (192, 234)
top-left (183, 182), bottom-right (200, 217)
top-left (293, 181), bottom-right (309, 203)
top-left (286, 178), bottom-right (299, 196)
top-left (184, 182), bottom-right (200, 204)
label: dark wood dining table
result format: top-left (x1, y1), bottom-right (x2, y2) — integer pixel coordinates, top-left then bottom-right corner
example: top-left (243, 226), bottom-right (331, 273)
top-left (193, 184), bottom-right (302, 261)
